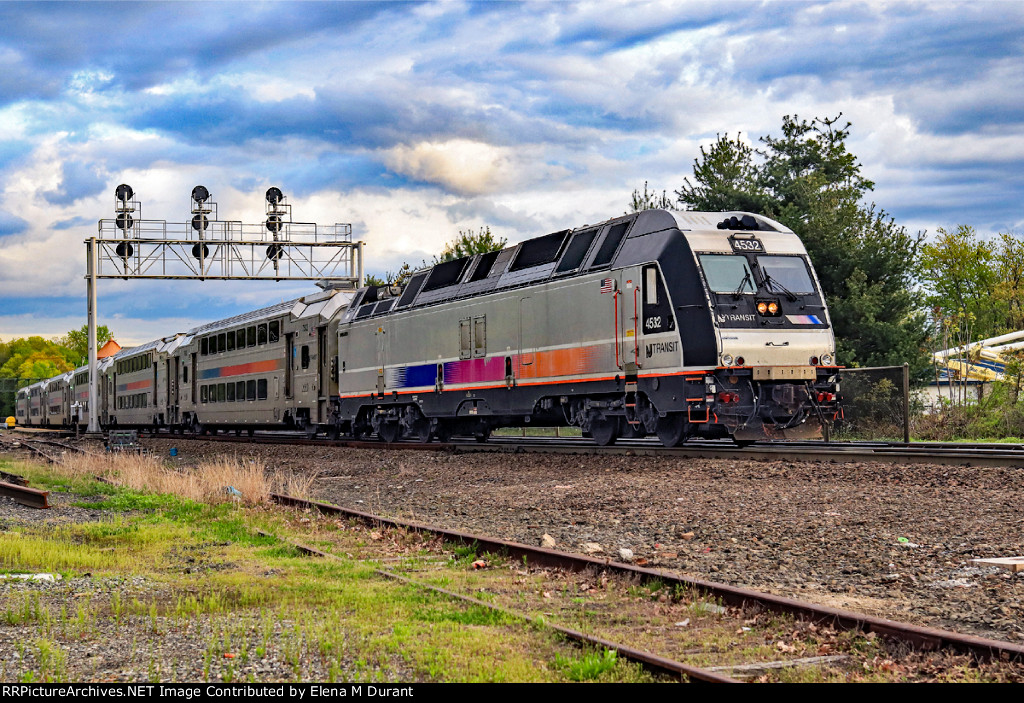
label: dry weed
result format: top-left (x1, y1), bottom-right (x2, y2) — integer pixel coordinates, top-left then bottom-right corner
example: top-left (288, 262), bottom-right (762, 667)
top-left (58, 452), bottom-right (315, 506)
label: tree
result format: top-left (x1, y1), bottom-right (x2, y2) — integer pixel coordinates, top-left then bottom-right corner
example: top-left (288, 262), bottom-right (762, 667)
top-left (673, 114), bottom-right (929, 371)
top-left (59, 324), bottom-right (113, 366)
top-left (365, 227), bottom-right (506, 286)
top-left (919, 225), bottom-right (997, 338)
top-left (627, 181), bottom-right (675, 213)
top-left (433, 227), bottom-right (506, 264)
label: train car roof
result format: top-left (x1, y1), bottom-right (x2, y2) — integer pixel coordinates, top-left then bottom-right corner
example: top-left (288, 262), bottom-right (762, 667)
top-left (178, 288), bottom-right (353, 344)
top-left (343, 209), bottom-right (800, 320)
top-left (668, 210), bottom-right (792, 234)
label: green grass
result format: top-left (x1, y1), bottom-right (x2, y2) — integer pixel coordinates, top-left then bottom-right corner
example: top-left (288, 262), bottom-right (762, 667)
top-left (0, 458), bottom-right (659, 683)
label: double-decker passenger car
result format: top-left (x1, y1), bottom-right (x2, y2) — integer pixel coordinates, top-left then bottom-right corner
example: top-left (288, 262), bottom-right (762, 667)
top-left (44, 372), bottom-right (72, 427)
top-left (174, 288), bottom-right (349, 435)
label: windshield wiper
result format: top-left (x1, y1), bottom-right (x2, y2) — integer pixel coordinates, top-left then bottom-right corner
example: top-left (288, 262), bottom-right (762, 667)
top-left (762, 272), bottom-right (799, 302)
top-left (732, 271), bottom-right (753, 298)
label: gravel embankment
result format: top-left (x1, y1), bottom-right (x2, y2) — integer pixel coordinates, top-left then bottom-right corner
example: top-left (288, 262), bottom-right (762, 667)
top-left (4, 435), bottom-right (1023, 647)
top-left (134, 437), bottom-right (1024, 643)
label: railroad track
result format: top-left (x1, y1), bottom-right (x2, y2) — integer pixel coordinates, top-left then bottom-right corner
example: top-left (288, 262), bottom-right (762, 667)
top-left (12, 425), bottom-right (1024, 467)
top-left (270, 491), bottom-right (1024, 675)
top-left (117, 429), bottom-right (1024, 467)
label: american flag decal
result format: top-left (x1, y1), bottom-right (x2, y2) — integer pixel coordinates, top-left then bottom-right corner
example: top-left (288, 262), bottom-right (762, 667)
top-left (599, 278), bottom-right (615, 293)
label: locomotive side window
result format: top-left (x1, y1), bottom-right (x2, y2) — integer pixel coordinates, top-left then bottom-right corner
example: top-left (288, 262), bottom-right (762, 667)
top-left (645, 266), bottom-right (658, 305)
top-left (459, 319), bottom-right (471, 360)
top-left (473, 316), bottom-right (486, 357)
top-left (698, 255), bottom-right (755, 294)
top-left (642, 265), bottom-right (675, 333)
top-left (757, 255), bottom-right (815, 294)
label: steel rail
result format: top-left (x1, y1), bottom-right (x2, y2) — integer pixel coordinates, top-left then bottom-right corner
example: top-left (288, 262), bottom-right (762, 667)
top-left (255, 528), bottom-right (734, 683)
top-left (271, 493), bottom-right (1024, 665)
top-left (0, 479), bottom-right (49, 509)
top-left (159, 431), bottom-right (1024, 467)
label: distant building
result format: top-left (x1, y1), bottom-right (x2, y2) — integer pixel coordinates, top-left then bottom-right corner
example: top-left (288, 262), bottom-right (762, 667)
top-left (97, 339), bottom-right (121, 359)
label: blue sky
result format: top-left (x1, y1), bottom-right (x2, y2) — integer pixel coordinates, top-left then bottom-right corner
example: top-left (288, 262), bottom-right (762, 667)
top-left (1, 0), bottom-right (1022, 346)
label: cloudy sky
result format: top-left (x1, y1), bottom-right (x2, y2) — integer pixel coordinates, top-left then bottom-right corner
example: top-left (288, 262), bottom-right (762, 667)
top-left (1, 0), bottom-right (1022, 346)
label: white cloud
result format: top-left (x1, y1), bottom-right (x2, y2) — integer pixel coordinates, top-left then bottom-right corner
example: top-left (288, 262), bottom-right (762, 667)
top-left (382, 139), bottom-right (517, 196)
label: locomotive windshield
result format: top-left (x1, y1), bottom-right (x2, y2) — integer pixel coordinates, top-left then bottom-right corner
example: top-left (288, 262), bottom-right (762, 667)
top-left (699, 255), bottom-right (755, 294)
top-left (699, 253), bottom-right (817, 296)
top-left (757, 255), bottom-right (815, 294)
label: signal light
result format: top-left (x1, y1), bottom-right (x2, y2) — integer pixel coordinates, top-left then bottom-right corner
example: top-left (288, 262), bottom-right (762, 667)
top-left (191, 185), bottom-right (210, 204)
top-left (191, 243), bottom-right (210, 260)
top-left (191, 214), bottom-right (209, 231)
top-left (266, 214), bottom-right (283, 233)
top-left (266, 244), bottom-right (283, 261)
top-left (115, 241), bottom-right (134, 259)
top-left (115, 213), bottom-right (134, 230)
top-left (266, 187), bottom-right (284, 205)
top-left (115, 184), bottom-right (134, 203)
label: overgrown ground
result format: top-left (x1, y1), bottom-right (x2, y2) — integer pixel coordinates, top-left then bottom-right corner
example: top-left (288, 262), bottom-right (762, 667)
top-left (0, 457), bottom-right (661, 683)
top-left (1, 454), bottom-right (1021, 683)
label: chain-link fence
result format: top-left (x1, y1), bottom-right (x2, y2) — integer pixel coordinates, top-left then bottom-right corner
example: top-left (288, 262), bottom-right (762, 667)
top-left (833, 365), bottom-right (912, 441)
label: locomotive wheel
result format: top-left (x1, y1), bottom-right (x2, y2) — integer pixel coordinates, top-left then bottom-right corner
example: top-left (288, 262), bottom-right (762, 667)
top-left (655, 414), bottom-right (687, 447)
top-left (378, 422), bottom-right (401, 443)
top-left (435, 423), bottom-right (452, 443)
top-left (589, 417), bottom-right (618, 446)
top-left (413, 421), bottom-right (432, 443)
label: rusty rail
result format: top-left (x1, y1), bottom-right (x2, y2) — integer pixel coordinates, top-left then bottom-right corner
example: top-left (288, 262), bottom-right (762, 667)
top-left (271, 493), bottom-right (1024, 665)
top-left (0, 480), bottom-right (49, 509)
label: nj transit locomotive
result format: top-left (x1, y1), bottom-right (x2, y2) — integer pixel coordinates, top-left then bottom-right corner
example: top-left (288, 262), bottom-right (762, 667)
top-left (16, 210), bottom-right (839, 446)
top-left (334, 209), bottom-right (839, 446)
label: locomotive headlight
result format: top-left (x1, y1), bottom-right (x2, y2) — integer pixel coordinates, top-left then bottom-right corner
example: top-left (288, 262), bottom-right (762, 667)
top-left (721, 353), bottom-right (734, 367)
top-left (820, 353), bottom-right (833, 366)
top-left (756, 302), bottom-right (768, 314)
top-left (767, 302), bottom-right (779, 314)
